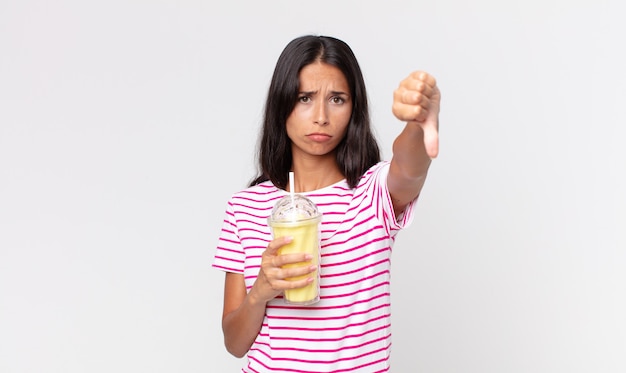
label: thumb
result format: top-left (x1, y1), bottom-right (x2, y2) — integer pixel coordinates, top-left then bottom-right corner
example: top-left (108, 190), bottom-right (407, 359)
top-left (422, 122), bottom-right (439, 159)
top-left (423, 85), bottom-right (440, 159)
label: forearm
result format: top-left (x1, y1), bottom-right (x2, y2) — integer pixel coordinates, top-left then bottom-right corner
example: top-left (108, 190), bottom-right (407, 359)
top-left (222, 290), bottom-right (268, 358)
top-left (389, 123), bottom-right (433, 212)
top-left (391, 121), bottom-right (432, 182)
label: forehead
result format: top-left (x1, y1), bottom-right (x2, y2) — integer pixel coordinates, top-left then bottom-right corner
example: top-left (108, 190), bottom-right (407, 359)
top-left (298, 62), bottom-right (349, 90)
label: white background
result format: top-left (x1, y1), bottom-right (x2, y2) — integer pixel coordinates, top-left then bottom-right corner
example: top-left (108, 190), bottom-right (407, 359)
top-left (1, 1), bottom-right (625, 372)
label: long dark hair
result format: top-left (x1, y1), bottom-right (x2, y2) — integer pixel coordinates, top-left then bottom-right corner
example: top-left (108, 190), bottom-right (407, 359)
top-left (249, 35), bottom-right (380, 189)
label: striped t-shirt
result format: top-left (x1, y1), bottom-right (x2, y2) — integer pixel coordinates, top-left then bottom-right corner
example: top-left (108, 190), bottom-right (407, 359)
top-left (213, 161), bottom-right (417, 372)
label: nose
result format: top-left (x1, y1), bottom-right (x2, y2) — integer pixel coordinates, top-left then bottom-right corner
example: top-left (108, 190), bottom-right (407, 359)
top-left (313, 101), bottom-right (329, 126)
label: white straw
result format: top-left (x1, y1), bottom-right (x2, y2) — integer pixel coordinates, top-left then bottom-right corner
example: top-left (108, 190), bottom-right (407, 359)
top-left (289, 171), bottom-right (295, 221)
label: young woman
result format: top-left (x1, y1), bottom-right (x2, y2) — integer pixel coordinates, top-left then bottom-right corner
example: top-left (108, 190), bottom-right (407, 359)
top-left (213, 34), bottom-right (441, 372)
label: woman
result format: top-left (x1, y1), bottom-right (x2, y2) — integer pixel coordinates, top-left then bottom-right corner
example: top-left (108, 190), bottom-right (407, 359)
top-left (213, 34), bottom-right (440, 372)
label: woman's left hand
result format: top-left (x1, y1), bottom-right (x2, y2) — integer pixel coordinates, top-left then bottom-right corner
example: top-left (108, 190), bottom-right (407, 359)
top-left (392, 71), bottom-right (441, 159)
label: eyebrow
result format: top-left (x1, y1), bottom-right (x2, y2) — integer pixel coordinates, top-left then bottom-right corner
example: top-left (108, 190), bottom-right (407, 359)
top-left (299, 90), bottom-right (349, 96)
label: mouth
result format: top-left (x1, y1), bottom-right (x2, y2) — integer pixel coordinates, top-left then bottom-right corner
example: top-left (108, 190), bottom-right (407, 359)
top-left (307, 133), bottom-right (332, 142)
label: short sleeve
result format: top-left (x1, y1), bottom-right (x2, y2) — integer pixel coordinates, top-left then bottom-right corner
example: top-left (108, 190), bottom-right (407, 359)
top-left (212, 200), bottom-right (245, 274)
top-left (367, 161), bottom-right (418, 235)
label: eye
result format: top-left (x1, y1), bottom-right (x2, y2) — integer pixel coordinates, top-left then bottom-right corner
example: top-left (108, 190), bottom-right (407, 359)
top-left (331, 96), bottom-right (345, 104)
top-left (298, 95), bottom-right (311, 103)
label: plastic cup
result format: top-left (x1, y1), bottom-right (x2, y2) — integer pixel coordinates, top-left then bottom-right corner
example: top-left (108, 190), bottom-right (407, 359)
top-left (268, 194), bottom-right (322, 305)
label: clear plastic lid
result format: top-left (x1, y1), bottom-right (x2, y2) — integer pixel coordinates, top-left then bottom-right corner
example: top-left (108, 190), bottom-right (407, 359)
top-left (269, 194), bottom-right (321, 223)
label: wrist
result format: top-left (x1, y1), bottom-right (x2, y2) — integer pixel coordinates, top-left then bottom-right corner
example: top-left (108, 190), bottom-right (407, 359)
top-left (246, 286), bottom-right (270, 309)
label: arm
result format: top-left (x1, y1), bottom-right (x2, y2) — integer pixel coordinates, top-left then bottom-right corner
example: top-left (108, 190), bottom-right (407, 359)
top-left (221, 236), bottom-right (317, 357)
top-left (221, 272), bottom-right (267, 358)
top-left (388, 71), bottom-right (441, 216)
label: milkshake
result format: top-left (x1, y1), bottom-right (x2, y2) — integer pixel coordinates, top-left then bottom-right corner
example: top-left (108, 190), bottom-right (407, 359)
top-left (269, 194), bottom-right (322, 305)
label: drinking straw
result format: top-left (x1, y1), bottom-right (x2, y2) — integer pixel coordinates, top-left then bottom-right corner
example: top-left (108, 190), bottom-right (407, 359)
top-left (289, 171), bottom-right (295, 221)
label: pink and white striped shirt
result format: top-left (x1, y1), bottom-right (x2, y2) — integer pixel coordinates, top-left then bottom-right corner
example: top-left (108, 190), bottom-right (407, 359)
top-left (213, 161), bottom-right (417, 372)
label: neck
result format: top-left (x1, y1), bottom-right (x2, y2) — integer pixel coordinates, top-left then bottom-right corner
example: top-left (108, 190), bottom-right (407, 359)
top-left (289, 156), bottom-right (344, 193)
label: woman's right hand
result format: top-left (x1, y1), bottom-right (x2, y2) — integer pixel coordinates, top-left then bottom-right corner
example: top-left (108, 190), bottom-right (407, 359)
top-left (250, 236), bottom-right (317, 304)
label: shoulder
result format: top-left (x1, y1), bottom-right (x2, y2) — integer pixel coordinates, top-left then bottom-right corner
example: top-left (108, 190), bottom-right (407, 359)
top-left (230, 181), bottom-right (280, 200)
top-left (357, 161), bottom-right (390, 188)
top-left (368, 160), bottom-right (390, 174)
top-left (226, 181), bottom-right (285, 214)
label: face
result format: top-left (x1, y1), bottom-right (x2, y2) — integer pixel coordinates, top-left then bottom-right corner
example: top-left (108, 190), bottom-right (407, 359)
top-left (286, 62), bottom-right (352, 160)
